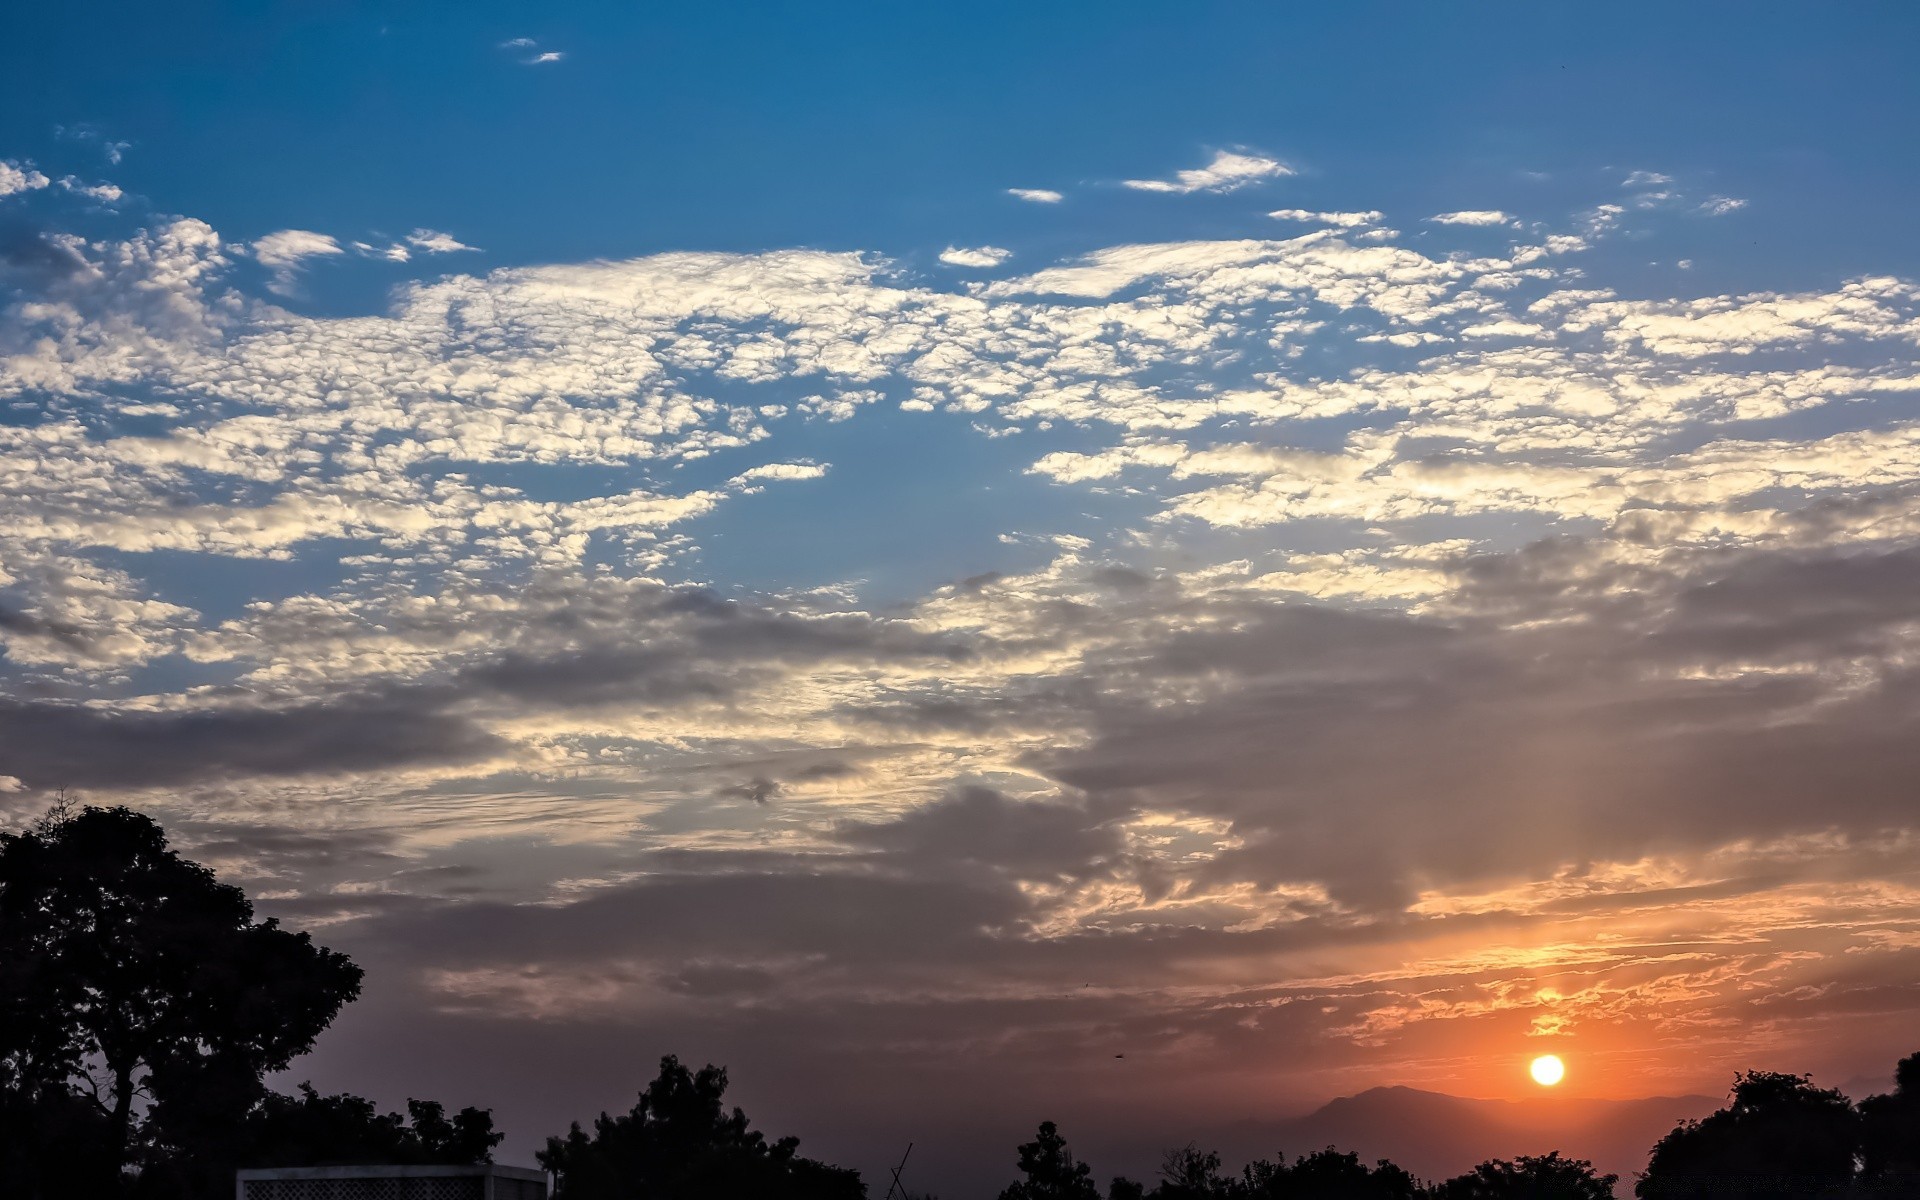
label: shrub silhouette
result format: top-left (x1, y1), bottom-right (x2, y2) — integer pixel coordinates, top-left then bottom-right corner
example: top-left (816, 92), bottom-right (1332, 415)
top-left (1637, 1071), bottom-right (1859, 1199)
top-left (539, 1054), bottom-right (865, 1199)
top-left (1107, 1145), bottom-right (1420, 1199)
top-left (1431, 1151), bottom-right (1616, 1199)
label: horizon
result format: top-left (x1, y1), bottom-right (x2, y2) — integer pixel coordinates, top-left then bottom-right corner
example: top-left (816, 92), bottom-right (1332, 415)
top-left (5, 3), bottom-right (1920, 1197)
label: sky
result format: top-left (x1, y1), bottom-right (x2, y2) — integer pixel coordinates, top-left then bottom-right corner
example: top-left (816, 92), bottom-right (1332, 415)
top-left (5, 0), bottom-right (1920, 1191)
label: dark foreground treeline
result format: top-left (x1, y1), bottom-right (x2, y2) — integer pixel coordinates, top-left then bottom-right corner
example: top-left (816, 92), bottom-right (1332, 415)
top-left (981, 1054), bottom-right (1920, 1199)
top-left (4, 805), bottom-right (1918, 1200)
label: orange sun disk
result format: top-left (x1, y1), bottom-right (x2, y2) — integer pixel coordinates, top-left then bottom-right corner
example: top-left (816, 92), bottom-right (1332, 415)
top-left (1530, 1054), bottom-right (1566, 1087)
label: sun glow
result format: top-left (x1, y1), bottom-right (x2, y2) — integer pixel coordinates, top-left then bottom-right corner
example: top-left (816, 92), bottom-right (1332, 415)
top-left (1529, 1054), bottom-right (1566, 1087)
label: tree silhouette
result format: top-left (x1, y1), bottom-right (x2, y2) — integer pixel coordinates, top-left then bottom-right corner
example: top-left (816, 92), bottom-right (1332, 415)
top-left (998, 1121), bottom-right (1101, 1200)
top-left (1431, 1152), bottom-right (1615, 1200)
top-left (1637, 1071), bottom-right (1858, 1199)
top-left (1103, 1145), bottom-right (1422, 1200)
top-left (538, 1054), bottom-right (864, 1199)
top-left (1154, 1144), bottom-right (1229, 1199)
top-left (0, 804), bottom-right (364, 1197)
top-left (1858, 1051), bottom-right (1920, 1190)
top-left (134, 1084), bottom-right (502, 1199)
top-left (1263, 1148), bottom-right (1423, 1200)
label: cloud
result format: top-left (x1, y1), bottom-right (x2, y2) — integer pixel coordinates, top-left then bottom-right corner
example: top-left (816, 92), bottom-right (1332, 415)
top-left (938, 245), bottom-right (1012, 268)
top-left (1268, 209), bottom-right (1382, 228)
top-left (1006, 187), bottom-right (1063, 204)
top-left (729, 461), bottom-right (830, 485)
top-left (250, 228), bottom-right (345, 294)
top-left (58, 177), bottom-right (123, 204)
top-left (0, 696), bottom-right (506, 790)
top-left (1701, 195), bottom-right (1749, 216)
top-left (0, 161), bottom-right (51, 198)
top-left (53, 125), bottom-right (129, 164)
top-left (5, 175), bottom-right (1920, 1154)
top-left (1623, 170), bottom-right (1674, 186)
top-left (1122, 149), bottom-right (1294, 195)
top-left (1426, 210), bottom-right (1514, 226)
top-left (499, 36), bottom-right (562, 63)
top-left (406, 228), bottom-right (480, 254)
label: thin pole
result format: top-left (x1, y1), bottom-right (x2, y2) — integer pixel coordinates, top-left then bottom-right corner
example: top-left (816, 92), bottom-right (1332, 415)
top-left (883, 1141), bottom-right (914, 1200)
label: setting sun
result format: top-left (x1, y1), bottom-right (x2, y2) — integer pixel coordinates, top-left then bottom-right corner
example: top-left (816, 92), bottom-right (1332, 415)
top-left (1530, 1055), bottom-right (1566, 1087)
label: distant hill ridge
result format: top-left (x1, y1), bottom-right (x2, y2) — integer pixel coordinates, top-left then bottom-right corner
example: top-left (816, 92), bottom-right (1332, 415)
top-left (1203, 1085), bottom-right (1721, 1191)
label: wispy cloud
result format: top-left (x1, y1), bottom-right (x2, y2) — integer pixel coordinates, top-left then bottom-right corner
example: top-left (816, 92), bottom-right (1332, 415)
top-left (499, 36), bottom-right (562, 64)
top-left (938, 245), bottom-right (1012, 268)
top-left (1268, 208), bottom-right (1382, 228)
top-left (250, 229), bottom-right (344, 294)
top-left (1623, 170), bottom-right (1673, 186)
top-left (58, 177), bottom-right (122, 204)
top-left (1700, 195), bottom-right (1748, 216)
top-left (1006, 187), bottom-right (1063, 204)
top-left (1122, 149), bottom-right (1293, 195)
top-left (1426, 209), bottom-right (1515, 226)
top-left (407, 228), bottom-right (480, 254)
top-left (54, 124), bottom-right (130, 164)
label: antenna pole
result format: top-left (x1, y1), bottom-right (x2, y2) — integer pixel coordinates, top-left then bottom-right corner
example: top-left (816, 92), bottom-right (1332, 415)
top-left (882, 1141), bottom-right (914, 1200)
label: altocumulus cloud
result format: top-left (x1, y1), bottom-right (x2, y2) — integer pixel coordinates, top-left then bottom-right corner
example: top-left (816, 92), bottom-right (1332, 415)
top-left (3, 164), bottom-right (1920, 1159)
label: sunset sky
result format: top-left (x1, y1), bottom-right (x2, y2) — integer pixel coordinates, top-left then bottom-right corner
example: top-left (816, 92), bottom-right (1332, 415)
top-left (4, 1), bottom-right (1920, 1190)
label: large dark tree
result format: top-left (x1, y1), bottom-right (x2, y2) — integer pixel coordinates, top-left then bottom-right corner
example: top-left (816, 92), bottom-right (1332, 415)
top-left (0, 804), bottom-right (364, 1195)
top-left (1858, 1051), bottom-right (1920, 1189)
top-left (1637, 1071), bottom-right (1859, 1199)
top-left (1432, 1152), bottom-right (1616, 1200)
top-left (539, 1055), bottom-right (865, 1200)
top-left (997, 1121), bottom-right (1101, 1200)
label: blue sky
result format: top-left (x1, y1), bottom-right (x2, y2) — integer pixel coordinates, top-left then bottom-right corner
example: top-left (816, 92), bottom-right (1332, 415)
top-left (10, 3), bottom-right (1920, 274)
top-left (7, 3), bottom-right (1920, 1192)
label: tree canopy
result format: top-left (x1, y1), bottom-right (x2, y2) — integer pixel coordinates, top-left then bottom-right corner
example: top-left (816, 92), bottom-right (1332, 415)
top-left (996, 1121), bottom-right (1101, 1200)
top-left (1430, 1152), bottom-right (1616, 1200)
top-left (538, 1054), bottom-right (866, 1200)
top-left (1638, 1071), bottom-right (1862, 1199)
top-left (0, 803), bottom-right (495, 1199)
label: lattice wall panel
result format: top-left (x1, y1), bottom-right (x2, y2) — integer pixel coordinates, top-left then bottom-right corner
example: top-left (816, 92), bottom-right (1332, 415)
top-left (242, 1180), bottom-right (486, 1200)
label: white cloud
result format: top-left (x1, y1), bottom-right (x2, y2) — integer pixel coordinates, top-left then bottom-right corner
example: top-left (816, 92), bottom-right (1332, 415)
top-left (0, 776), bottom-right (21, 793)
top-left (500, 37), bottom-right (536, 47)
top-left (407, 228), bottom-right (480, 254)
top-left (1007, 187), bottom-right (1063, 204)
top-left (730, 462), bottom-right (831, 485)
top-left (1426, 210), bottom-right (1514, 227)
top-left (529, 51), bottom-right (565, 64)
top-left (938, 245), bottom-right (1013, 268)
top-left (250, 229), bottom-right (344, 294)
top-left (0, 161), bottom-right (51, 198)
top-left (1623, 170), bottom-right (1673, 186)
top-left (1267, 209), bottom-right (1382, 228)
top-left (58, 178), bottom-right (123, 204)
top-left (1123, 150), bottom-right (1293, 195)
top-left (1701, 196), bottom-right (1748, 217)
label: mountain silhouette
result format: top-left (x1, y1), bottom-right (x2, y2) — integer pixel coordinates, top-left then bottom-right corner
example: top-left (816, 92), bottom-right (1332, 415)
top-left (1200, 1086), bottom-right (1721, 1190)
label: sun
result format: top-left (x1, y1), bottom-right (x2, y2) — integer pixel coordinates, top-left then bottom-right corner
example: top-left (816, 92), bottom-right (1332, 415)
top-left (1529, 1054), bottom-right (1566, 1087)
